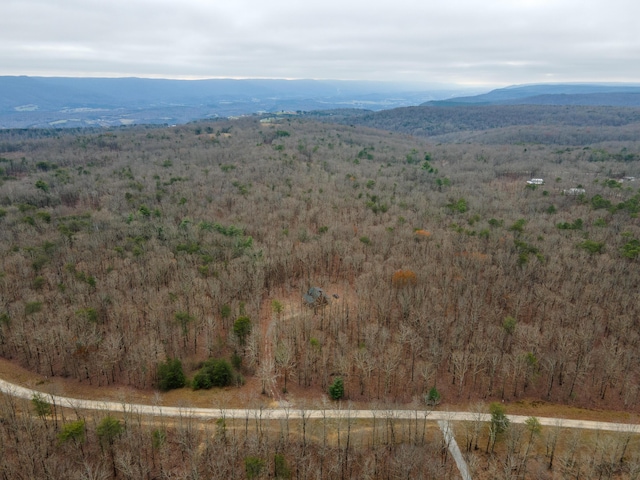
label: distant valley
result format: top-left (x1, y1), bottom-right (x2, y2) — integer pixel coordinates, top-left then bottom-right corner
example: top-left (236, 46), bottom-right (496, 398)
top-left (2, 77), bottom-right (640, 129)
top-left (0, 76), bottom-right (467, 129)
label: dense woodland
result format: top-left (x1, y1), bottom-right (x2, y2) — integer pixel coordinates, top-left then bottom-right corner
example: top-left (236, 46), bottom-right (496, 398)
top-left (1, 110), bottom-right (640, 406)
top-left (2, 106), bottom-right (640, 477)
top-left (316, 105), bottom-right (640, 145)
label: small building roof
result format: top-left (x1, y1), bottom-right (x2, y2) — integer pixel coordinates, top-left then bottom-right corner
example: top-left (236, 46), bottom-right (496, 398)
top-left (527, 178), bottom-right (544, 185)
top-left (303, 287), bottom-right (329, 306)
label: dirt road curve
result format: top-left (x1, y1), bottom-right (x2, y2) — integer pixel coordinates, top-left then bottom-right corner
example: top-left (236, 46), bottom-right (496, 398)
top-left (1, 377), bottom-right (639, 433)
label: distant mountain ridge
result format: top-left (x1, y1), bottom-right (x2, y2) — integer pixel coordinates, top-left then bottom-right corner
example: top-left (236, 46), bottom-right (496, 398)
top-left (0, 77), bottom-right (421, 111)
top-left (0, 76), bottom-right (469, 128)
top-left (4, 78), bottom-right (640, 129)
top-left (423, 84), bottom-right (640, 106)
top-left (312, 103), bottom-right (640, 146)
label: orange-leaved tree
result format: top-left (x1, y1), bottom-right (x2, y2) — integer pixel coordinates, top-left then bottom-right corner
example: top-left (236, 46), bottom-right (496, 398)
top-left (392, 269), bottom-right (417, 288)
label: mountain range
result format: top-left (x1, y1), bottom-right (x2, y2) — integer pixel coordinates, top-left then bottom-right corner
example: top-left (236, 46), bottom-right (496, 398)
top-left (422, 83), bottom-right (640, 106)
top-left (2, 77), bottom-right (640, 129)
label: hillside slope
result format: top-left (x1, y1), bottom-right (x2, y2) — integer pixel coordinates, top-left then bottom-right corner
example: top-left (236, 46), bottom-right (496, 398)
top-left (312, 104), bottom-right (640, 144)
top-left (423, 83), bottom-right (640, 106)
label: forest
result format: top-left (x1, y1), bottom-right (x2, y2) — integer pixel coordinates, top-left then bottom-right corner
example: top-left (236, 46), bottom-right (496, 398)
top-left (314, 104), bottom-right (640, 144)
top-left (1, 105), bottom-right (640, 478)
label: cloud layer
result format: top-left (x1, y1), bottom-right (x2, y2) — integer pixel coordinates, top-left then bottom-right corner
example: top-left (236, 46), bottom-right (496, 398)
top-left (2, 0), bottom-right (639, 85)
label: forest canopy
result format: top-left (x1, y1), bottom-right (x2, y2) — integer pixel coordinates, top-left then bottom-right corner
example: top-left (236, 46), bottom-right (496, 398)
top-left (0, 108), bottom-right (640, 414)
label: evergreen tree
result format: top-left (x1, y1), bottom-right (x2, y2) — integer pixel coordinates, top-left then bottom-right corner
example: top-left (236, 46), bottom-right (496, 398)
top-left (329, 377), bottom-right (344, 400)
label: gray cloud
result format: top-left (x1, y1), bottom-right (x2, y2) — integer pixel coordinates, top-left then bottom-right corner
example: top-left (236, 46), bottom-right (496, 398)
top-left (1, 0), bottom-right (639, 86)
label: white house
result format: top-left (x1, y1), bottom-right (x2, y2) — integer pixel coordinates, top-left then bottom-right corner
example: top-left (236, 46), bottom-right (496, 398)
top-left (526, 178), bottom-right (544, 185)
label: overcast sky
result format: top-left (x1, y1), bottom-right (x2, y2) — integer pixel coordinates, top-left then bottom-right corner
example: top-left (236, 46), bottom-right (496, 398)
top-left (1, 0), bottom-right (639, 87)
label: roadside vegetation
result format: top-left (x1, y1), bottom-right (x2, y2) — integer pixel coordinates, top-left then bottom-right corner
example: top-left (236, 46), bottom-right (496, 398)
top-left (1, 392), bottom-right (639, 479)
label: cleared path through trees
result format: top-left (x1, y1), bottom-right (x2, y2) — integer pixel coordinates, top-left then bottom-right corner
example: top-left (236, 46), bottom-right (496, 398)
top-left (439, 420), bottom-right (472, 480)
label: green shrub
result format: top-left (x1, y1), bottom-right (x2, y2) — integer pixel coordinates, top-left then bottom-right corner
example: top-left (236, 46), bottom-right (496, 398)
top-left (220, 304), bottom-right (232, 319)
top-left (25, 301), bottom-right (43, 315)
top-left (621, 239), bottom-right (640, 259)
top-left (557, 218), bottom-right (583, 230)
top-left (513, 239), bottom-right (543, 265)
top-left (157, 358), bottom-right (186, 391)
top-left (591, 194), bottom-right (612, 210)
top-left (359, 236), bottom-right (371, 245)
top-left (502, 316), bottom-right (517, 335)
top-left (33, 276), bottom-right (45, 290)
top-left (176, 242), bottom-right (200, 254)
top-left (245, 456), bottom-right (265, 480)
top-left (578, 240), bottom-right (605, 255)
top-left (152, 429), bottom-right (166, 449)
top-left (426, 387), bottom-right (441, 406)
top-left (138, 205), bottom-right (151, 217)
top-left (614, 194), bottom-right (640, 215)
top-left (96, 416), bottom-right (124, 445)
top-left (58, 420), bottom-right (85, 444)
top-left (488, 402), bottom-right (510, 453)
top-left (35, 180), bottom-right (49, 193)
top-left (509, 218), bottom-right (527, 233)
top-left (274, 453), bottom-right (291, 479)
top-left (208, 359), bottom-right (233, 387)
top-left (192, 358), bottom-right (233, 390)
top-left (77, 307), bottom-right (99, 323)
top-left (233, 316), bottom-right (252, 345)
top-left (192, 369), bottom-right (213, 390)
top-left (36, 161), bottom-right (57, 171)
top-left (446, 198), bottom-right (468, 213)
top-left (36, 211), bottom-right (51, 223)
top-left (435, 177), bottom-right (451, 188)
top-left (213, 223), bottom-right (244, 237)
top-left (358, 148), bottom-right (374, 160)
top-left (31, 393), bottom-right (52, 417)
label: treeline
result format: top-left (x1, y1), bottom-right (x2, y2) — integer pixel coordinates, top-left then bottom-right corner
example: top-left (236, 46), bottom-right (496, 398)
top-left (0, 117), bottom-right (640, 415)
top-left (312, 105), bottom-right (640, 145)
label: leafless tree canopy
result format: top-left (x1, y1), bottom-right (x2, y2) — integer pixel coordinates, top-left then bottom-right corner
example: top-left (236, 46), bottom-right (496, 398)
top-left (1, 109), bottom-right (640, 416)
